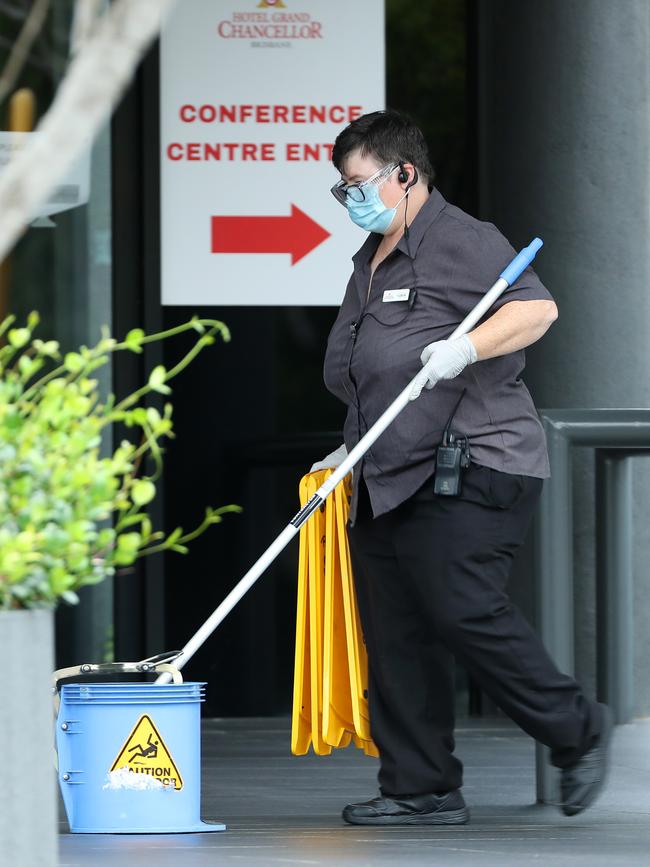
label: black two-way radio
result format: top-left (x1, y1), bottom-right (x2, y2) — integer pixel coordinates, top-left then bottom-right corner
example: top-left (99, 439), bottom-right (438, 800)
top-left (433, 387), bottom-right (471, 496)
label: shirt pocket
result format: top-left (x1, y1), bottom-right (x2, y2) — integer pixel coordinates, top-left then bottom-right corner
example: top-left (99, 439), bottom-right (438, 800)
top-left (365, 286), bottom-right (417, 327)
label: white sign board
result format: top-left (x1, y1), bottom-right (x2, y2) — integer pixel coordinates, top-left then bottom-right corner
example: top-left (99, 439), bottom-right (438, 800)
top-left (160, 0), bottom-right (385, 306)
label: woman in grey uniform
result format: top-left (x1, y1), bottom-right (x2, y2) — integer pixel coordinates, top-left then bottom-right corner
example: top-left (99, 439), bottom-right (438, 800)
top-left (315, 109), bottom-right (611, 826)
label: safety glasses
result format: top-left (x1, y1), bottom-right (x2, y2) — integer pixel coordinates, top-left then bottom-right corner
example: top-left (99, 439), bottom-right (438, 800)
top-left (330, 163), bottom-right (399, 206)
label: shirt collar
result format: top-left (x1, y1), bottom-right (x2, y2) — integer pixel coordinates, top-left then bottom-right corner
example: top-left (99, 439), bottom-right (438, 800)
top-left (350, 186), bottom-right (448, 266)
top-left (395, 186), bottom-right (447, 258)
top-left (351, 231), bottom-right (380, 267)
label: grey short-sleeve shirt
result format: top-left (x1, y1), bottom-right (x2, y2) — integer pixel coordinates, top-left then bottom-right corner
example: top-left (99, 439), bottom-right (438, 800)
top-left (323, 187), bottom-right (554, 525)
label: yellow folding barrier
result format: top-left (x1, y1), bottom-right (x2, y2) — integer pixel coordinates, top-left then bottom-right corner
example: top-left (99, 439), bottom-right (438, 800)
top-left (290, 474), bottom-right (313, 755)
top-left (322, 471), bottom-right (353, 749)
top-left (306, 473), bottom-right (332, 755)
top-left (333, 478), bottom-right (377, 754)
top-left (292, 469), bottom-right (378, 758)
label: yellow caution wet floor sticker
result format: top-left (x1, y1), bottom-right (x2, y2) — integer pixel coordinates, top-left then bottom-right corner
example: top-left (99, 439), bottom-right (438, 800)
top-left (109, 714), bottom-right (183, 790)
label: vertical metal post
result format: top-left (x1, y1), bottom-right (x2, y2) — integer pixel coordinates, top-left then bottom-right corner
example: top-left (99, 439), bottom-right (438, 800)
top-left (532, 411), bottom-right (650, 803)
top-left (535, 423), bottom-right (574, 803)
top-left (596, 453), bottom-right (635, 723)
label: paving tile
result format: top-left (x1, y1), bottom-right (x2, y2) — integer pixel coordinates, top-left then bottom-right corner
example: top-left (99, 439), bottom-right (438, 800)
top-left (58, 717), bottom-right (650, 867)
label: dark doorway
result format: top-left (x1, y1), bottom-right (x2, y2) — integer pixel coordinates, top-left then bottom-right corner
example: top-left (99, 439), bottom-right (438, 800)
top-left (112, 1), bottom-right (477, 715)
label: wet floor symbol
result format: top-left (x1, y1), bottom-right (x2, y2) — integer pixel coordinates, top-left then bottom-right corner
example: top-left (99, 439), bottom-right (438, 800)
top-left (128, 733), bottom-right (159, 762)
top-left (109, 714), bottom-right (184, 789)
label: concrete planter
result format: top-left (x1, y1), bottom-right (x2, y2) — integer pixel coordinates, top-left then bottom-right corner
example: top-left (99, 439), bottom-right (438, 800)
top-left (0, 609), bottom-right (57, 866)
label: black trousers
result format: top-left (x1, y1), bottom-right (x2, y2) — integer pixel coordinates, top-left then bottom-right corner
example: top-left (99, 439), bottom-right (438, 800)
top-left (347, 463), bottom-right (602, 797)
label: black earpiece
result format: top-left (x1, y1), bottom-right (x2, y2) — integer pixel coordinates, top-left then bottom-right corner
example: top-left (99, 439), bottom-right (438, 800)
top-left (398, 161), bottom-right (419, 242)
top-left (398, 160), bottom-right (419, 190)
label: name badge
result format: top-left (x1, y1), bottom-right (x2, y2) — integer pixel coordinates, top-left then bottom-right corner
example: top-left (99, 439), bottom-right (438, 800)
top-left (382, 288), bottom-right (410, 303)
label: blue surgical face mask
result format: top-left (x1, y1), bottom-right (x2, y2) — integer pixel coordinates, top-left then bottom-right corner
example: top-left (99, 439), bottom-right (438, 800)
top-left (346, 178), bottom-right (408, 234)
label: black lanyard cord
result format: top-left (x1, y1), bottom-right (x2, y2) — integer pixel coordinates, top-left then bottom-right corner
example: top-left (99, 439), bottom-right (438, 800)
top-left (442, 387), bottom-right (467, 446)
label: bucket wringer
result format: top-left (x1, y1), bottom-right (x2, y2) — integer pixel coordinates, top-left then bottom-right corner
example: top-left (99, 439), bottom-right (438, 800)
top-left (53, 652), bottom-right (225, 833)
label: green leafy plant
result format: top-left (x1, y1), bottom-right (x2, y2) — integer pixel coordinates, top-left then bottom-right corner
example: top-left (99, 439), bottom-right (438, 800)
top-left (0, 312), bottom-right (240, 610)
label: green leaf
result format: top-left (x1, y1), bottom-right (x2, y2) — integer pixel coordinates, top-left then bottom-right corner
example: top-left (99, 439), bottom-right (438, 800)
top-left (33, 339), bottom-right (60, 357)
top-left (116, 514), bottom-right (144, 530)
top-left (0, 314), bottom-right (16, 337)
top-left (18, 354), bottom-right (42, 380)
top-left (117, 532), bottom-right (142, 550)
top-left (96, 528), bottom-right (116, 548)
top-left (78, 377), bottom-right (97, 395)
top-left (148, 365), bottom-right (171, 394)
top-left (141, 516), bottom-right (152, 542)
top-left (61, 590), bottom-right (80, 605)
top-left (125, 328), bottom-right (145, 353)
top-left (126, 407), bottom-right (147, 426)
top-left (165, 527), bottom-right (183, 546)
top-left (49, 566), bottom-right (71, 594)
top-left (131, 479), bottom-right (156, 506)
top-left (113, 531), bottom-right (142, 566)
top-left (64, 352), bottom-right (85, 373)
top-left (8, 328), bottom-right (30, 348)
top-left (148, 365), bottom-right (166, 388)
top-left (146, 407), bottom-right (161, 427)
top-left (97, 337), bottom-right (117, 353)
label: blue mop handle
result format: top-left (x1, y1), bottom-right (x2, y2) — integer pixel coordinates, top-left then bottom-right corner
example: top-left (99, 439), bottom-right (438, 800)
top-left (500, 237), bottom-right (543, 285)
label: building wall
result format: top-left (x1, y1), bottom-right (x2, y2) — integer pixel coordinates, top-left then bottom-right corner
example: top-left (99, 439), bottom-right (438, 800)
top-left (478, 0), bottom-right (650, 714)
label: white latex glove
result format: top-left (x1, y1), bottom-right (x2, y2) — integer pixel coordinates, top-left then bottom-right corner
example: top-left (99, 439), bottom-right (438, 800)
top-left (310, 443), bottom-right (347, 473)
top-left (409, 335), bottom-right (477, 401)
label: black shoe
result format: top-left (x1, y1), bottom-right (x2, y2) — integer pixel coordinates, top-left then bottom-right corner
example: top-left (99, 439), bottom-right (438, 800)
top-left (342, 789), bottom-right (469, 826)
top-left (560, 703), bottom-right (613, 816)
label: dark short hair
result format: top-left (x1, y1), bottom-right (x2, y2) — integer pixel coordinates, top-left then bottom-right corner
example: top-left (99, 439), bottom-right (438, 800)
top-left (332, 109), bottom-right (434, 184)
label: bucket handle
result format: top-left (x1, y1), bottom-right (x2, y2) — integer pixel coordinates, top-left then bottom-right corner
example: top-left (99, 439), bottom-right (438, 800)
top-left (52, 650), bottom-right (184, 716)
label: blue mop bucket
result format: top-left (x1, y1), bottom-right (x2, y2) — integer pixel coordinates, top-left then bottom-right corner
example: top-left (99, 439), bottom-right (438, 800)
top-left (53, 656), bottom-right (225, 834)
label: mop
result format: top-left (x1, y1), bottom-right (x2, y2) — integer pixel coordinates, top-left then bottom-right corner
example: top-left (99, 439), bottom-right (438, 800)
top-left (52, 237), bottom-right (544, 834)
top-left (156, 237), bottom-right (544, 684)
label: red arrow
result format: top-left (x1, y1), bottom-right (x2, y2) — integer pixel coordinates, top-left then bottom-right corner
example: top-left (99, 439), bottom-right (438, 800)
top-left (211, 204), bottom-right (330, 265)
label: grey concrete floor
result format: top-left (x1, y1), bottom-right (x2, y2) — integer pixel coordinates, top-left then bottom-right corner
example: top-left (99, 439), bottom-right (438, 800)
top-left (59, 717), bottom-right (650, 866)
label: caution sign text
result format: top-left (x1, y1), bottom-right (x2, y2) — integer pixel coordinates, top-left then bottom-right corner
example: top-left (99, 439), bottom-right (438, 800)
top-left (109, 714), bottom-right (183, 790)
